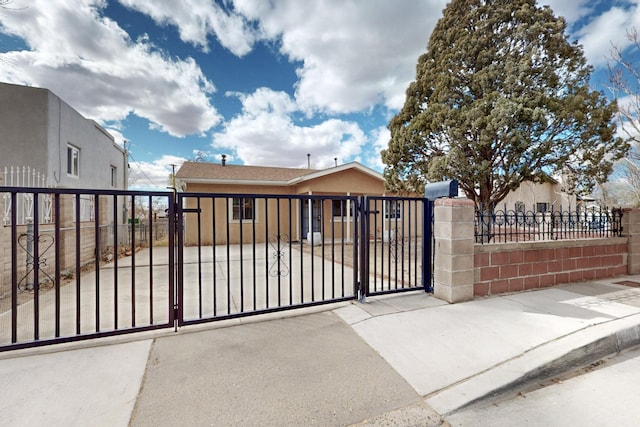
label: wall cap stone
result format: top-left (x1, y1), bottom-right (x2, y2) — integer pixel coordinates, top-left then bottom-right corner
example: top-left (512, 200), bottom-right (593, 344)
top-left (475, 237), bottom-right (627, 254)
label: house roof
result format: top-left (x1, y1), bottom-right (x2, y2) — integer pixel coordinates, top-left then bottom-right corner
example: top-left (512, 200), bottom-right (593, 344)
top-left (176, 161), bottom-right (384, 186)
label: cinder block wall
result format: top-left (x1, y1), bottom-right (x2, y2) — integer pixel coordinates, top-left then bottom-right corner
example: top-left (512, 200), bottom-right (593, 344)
top-left (433, 199), bottom-right (639, 302)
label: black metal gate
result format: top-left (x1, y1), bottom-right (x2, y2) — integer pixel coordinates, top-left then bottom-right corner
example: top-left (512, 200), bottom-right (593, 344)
top-left (359, 196), bottom-right (432, 297)
top-left (0, 188), bottom-right (432, 351)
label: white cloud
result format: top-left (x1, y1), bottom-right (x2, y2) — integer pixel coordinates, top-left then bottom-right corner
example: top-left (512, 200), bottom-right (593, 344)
top-left (574, 4), bottom-right (640, 67)
top-left (367, 126), bottom-right (391, 171)
top-left (233, 0), bottom-right (448, 114)
top-left (128, 154), bottom-right (187, 190)
top-left (0, 0), bottom-right (221, 137)
top-left (538, 0), bottom-right (592, 24)
top-left (118, 0), bottom-right (256, 56)
top-left (212, 88), bottom-right (366, 169)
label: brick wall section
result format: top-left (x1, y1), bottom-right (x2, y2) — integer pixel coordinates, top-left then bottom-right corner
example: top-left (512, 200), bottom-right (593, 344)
top-left (474, 238), bottom-right (628, 297)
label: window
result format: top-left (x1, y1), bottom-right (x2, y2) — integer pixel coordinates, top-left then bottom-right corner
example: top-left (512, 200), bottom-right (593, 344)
top-left (332, 199), bottom-right (353, 221)
top-left (110, 166), bottom-right (117, 187)
top-left (515, 201), bottom-right (525, 213)
top-left (232, 197), bottom-right (255, 221)
top-left (73, 195), bottom-right (95, 222)
top-left (384, 200), bottom-right (402, 219)
top-left (536, 202), bottom-right (549, 213)
top-left (67, 144), bottom-right (80, 177)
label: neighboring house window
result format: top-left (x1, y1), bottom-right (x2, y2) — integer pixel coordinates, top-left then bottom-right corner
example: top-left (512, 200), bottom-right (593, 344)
top-left (332, 199), bottom-right (353, 221)
top-left (110, 166), bottom-right (117, 187)
top-left (385, 200), bottom-right (402, 219)
top-left (232, 197), bottom-right (255, 221)
top-left (515, 201), bottom-right (525, 213)
top-left (73, 195), bottom-right (95, 222)
top-left (536, 202), bottom-right (549, 213)
top-left (67, 144), bottom-right (80, 177)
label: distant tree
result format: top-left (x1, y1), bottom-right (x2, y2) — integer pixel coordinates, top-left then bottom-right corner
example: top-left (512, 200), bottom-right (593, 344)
top-left (383, 0), bottom-right (628, 210)
top-left (609, 28), bottom-right (640, 207)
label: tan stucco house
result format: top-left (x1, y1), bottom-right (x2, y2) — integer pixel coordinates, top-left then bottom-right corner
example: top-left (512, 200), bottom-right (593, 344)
top-left (176, 160), bottom-right (418, 245)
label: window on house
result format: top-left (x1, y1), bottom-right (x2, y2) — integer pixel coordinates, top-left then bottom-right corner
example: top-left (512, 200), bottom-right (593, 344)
top-left (332, 199), bottom-right (353, 221)
top-left (73, 195), bottom-right (95, 222)
top-left (67, 145), bottom-right (80, 177)
top-left (515, 201), bottom-right (525, 213)
top-left (110, 166), bottom-right (117, 187)
top-left (232, 197), bottom-right (255, 221)
top-left (536, 202), bottom-right (549, 213)
top-left (384, 200), bottom-right (402, 219)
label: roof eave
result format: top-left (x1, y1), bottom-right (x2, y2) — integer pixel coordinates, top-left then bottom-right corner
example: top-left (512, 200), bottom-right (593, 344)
top-left (180, 178), bottom-right (292, 186)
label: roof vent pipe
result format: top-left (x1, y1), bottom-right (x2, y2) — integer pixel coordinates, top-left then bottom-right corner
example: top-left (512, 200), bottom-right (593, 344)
top-left (307, 153), bottom-right (311, 169)
top-left (334, 157), bottom-right (337, 167)
top-left (221, 154), bottom-right (226, 166)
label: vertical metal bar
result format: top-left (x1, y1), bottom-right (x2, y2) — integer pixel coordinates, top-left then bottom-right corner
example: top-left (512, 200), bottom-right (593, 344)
top-left (423, 199), bottom-right (433, 292)
top-left (310, 199), bottom-right (315, 302)
top-left (407, 199), bottom-right (413, 287)
top-left (288, 197), bottom-right (293, 305)
top-left (212, 196), bottom-right (217, 316)
top-left (94, 193), bottom-right (100, 332)
top-left (413, 200), bottom-right (418, 287)
top-left (239, 197), bottom-right (244, 312)
top-left (130, 195), bottom-right (136, 327)
top-left (197, 196), bottom-right (202, 318)
top-left (75, 193), bottom-right (81, 334)
top-left (54, 193), bottom-right (61, 337)
top-left (381, 199), bottom-right (385, 290)
top-left (372, 198), bottom-right (378, 293)
top-left (148, 195), bottom-right (154, 324)
top-left (400, 199), bottom-right (406, 287)
top-left (388, 201), bottom-right (393, 290)
top-left (225, 197), bottom-right (231, 315)
top-left (113, 194), bottom-right (119, 329)
top-left (10, 192), bottom-right (17, 343)
top-left (277, 197), bottom-right (282, 305)
top-left (252, 197), bottom-right (256, 311)
top-left (300, 198), bottom-right (304, 303)
top-left (264, 197), bottom-right (269, 308)
top-left (33, 193), bottom-right (40, 340)
top-left (340, 198), bottom-right (345, 297)
top-left (394, 200), bottom-right (399, 289)
top-left (356, 196), bottom-right (366, 299)
top-left (331, 198), bottom-right (336, 299)
top-left (172, 192), bottom-right (179, 328)
top-left (321, 199), bottom-right (325, 300)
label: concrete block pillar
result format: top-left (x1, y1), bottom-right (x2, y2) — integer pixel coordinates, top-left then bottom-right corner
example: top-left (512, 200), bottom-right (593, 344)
top-left (623, 208), bottom-right (640, 275)
top-left (433, 198), bottom-right (475, 303)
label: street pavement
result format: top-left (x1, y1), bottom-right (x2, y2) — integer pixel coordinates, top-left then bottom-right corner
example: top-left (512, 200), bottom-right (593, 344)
top-left (2, 277), bottom-right (640, 426)
top-left (446, 344), bottom-right (640, 426)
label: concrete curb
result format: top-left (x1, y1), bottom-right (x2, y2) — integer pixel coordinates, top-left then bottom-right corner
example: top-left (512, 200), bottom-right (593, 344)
top-left (426, 313), bottom-right (640, 415)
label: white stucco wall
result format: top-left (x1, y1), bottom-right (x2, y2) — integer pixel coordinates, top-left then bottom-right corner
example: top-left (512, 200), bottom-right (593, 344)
top-left (0, 82), bottom-right (128, 190)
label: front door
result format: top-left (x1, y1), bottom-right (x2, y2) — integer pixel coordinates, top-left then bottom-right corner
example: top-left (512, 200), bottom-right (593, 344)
top-left (302, 199), bottom-right (321, 238)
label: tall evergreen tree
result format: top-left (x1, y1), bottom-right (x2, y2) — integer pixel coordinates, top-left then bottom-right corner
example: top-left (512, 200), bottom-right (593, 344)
top-left (383, 0), bottom-right (628, 209)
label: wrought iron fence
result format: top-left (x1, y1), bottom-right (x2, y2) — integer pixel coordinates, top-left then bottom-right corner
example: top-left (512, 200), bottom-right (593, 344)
top-left (475, 205), bottom-right (623, 244)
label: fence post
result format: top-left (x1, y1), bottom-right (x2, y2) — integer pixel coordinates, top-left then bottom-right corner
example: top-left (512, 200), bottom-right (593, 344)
top-left (623, 208), bottom-right (640, 275)
top-left (357, 196), bottom-right (368, 301)
top-left (433, 198), bottom-right (475, 303)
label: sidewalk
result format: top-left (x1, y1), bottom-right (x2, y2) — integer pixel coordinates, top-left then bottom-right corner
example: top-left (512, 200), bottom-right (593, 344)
top-left (2, 277), bottom-right (640, 426)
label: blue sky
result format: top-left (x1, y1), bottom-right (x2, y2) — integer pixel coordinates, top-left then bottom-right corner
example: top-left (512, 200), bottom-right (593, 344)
top-left (0, 0), bottom-right (639, 189)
